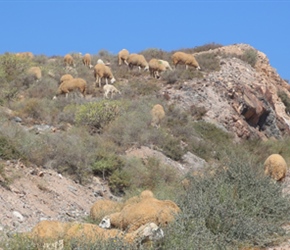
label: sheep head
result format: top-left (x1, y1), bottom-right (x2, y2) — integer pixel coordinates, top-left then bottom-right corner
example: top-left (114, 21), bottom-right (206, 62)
top-left (110, 78), bottom-right (116, 84)
top-left (99, 216), bottom-right (111, 229)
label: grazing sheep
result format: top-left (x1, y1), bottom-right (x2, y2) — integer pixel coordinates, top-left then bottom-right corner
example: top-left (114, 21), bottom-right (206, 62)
top-left (64, 54), bottom-right (75, 67)
top-left (82, 53), bottom-right (93, 68)
top-left (103, 84), bottom-right (121, 99)
top-left (16, 52), bottom-right (34, 59)
top-left (28, 220), bottom-right (71, 240)
top-left (27, 66), bottom-right (42, 81)
top-left (99, 197), bottom-right (180, 233)
top-left (59, 74), bottom-right (73, 85)
top-left (90, 199), bottom-right (124, 221)
top-left (118, 49), bottom-right (129, 66)
top-left (158, 59), bottom-right (173, 71)
top-left (97, 58), bottom-right (105, 65)
top-left (54, 78), bottom-right (86, 98)
top-left (65, 222), bottom-right (124, 243)
top-left (94, 63), bottom-right (116, 88)
top-left (264, 154), bottom-right (287, 181)
top-left (172, 51), bottom-right (200, 70)
top-left (149, 58), bottom-right (167, 79)
top-left (150, 104), bottom-right (165, 128)
top-left (28, 220), bottom-right (163, 248)
top-left (127, 53), bottom-right (149, 71)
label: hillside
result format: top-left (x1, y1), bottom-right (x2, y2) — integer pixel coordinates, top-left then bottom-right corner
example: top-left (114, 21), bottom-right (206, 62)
top-left (1, 43), bottom-right (290, 249)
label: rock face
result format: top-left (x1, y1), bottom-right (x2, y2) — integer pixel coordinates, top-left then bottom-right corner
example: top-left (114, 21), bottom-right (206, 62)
top-left (162, 44), bottom-right (290, 140)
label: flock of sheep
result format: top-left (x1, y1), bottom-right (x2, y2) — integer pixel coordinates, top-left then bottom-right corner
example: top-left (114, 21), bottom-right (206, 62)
top-left (57, 48), bottom-right (201, 100)
top-left (24, 190), bottom-right (180, 248)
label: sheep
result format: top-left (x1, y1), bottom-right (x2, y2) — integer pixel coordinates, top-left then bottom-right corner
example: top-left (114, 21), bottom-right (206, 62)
top-left (264, 154), bottom-right (287, 181)
top-left (64, 54), bottom-right (75, 67)
top-left (94, 63), bottom-right (116, 88)
top-left (28, 221), bottom-right (163, 247)
top-left (118, 49), bottom-right (129, 66)
top-left (99, 197), bottom-right (180, 233)
top-left (172, 51), bottom-right (200, 70)
top-left (149, 58), bottom-right (167, 79)
top-left (27, 66), bottom-right (42, 81)
top-left (90, 199), bottom-right (124, 221)
top-left (16, 52), bottom-right (34, 59)
top-left (127, 53), bottom-right (149, 71)
top-left (82, 53), bottom-right (93, 68)
top-left (158, 59), bottom-right (173, 71)
top-left (103, 84), bottom-right (121, 99)
top-left (28, 220), bottom-right (71, 240)
top-left (150, 104), bottom-right (165, 128)
top-left (54, 78), bottom-right (86, 99)
top-left (59, 74), bottom-right (73, 85)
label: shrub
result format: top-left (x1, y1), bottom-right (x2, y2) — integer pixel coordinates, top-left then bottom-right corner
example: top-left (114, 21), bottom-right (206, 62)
top-left (278, 90), bottom-right (290, 114)
top-left (0, 133), bottom-right (23, 160)
top-left (240, 48), bottom-right (258, 67)
top-left (195, 52), bottom-right (220, 72)
top-left (162, 148), bottom-right (290, 249)
top-left (75, 100), bottom-right (121, 131)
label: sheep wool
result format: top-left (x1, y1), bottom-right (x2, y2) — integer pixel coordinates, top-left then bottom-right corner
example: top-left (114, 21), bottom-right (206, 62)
top-left (56, 78), bottom-right (86, 98)
top-left (127, 53), bottom-right (149, 71)
top-left (82, 53), bottom-right (92, 68)
top-left (64, 54), bottom-right (75, 67)
top-left (264, 154), bottom-right (287, 181)
top-left (118, 49), bottom-right (130, 65)
top-left (150, 104), bottom-right (165, 128)
top-left (59, 74), bottom-right (74, 85)
top-left (94, 63), bottom-right (116, 88)
top-left (27, 66), bottom-right (42, 80)
top-left (90, 199), bottom-right (124, 221)
top-left (172, 51), bottom-right (200, 70)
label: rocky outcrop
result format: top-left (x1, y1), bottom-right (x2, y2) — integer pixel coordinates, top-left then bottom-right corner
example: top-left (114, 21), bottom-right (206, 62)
top-left (163, 44), bottom-right (290, 140)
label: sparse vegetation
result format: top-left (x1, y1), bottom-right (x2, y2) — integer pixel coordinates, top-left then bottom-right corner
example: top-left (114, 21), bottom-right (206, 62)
top-left (1, 44), bottom-right (290, 249)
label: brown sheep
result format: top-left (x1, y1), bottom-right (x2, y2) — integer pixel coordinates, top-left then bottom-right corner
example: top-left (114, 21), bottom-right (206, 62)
top-left (264, 154), bottom-right (287, 181)
top-left (94, 63), bottom-right (116, 88)
top-left (59, 74), bottom-right (74, 85)
top-left (16, 52), bottom-right (34, 59)
top-left (54, 78), bottom-right (86, 98)
top-left (150, 104), bottom-right (165, 128)
top-left (118, 49), bottom-right (130, 66)
top-left (127, 53), bottom-right (149, 71)
top-left (172, 51), bottom-right (200, 70)
top-left (27, 66), bottom-right (42, 81)
top-left (99, 197), bottom-right (180, 233)
top-left (27, 220), bottom-right (163, 248)
top-left (64, 54), bottom-right (75, 67)
top-left (90, 199), bottom-right (124, 221)
top-left (149, 58), bottom-right (167, 79)
top-left (82, 53), bottom-right (93, 68)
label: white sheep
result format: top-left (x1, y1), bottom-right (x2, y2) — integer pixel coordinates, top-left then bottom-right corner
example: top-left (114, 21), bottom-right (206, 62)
top-left (99, 197), bottom-right (180, 233)
top-left (158, 59), bottom-right (173, 71)
top-left (64, 54), bottom-right (75, 67)
top-left (151, 104), bottom-right (165, 128)
top-left (103, 84), bottom-right (121, 99)
top-left (127, 53), bottom-right (149, 71)
top-left (118, 49), bottom-right (129, 66)
top-left (94, 63), bottom-right (116, 88)
top-left (54, 78), bottom-right (86, 99)
top-left (82, 53), bottom-right (93, 68)
top-left (172, 51), bottom-right (200, 70)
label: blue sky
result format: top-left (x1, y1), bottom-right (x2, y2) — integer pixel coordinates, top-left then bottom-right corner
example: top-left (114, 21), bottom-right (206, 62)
top-left (0, 1), bottom-right (289, 80)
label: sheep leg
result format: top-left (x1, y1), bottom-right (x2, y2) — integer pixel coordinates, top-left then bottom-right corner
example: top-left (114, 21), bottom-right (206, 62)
top-left (105, 78), bottom-right (108, 85)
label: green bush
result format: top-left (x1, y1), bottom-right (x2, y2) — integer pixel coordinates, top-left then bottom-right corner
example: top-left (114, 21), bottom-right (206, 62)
top-left (0, 133), bottom-right (23, 160)
top-left (162, 149), bottom-right (290, 249)
top-left (278, 90), bottom-right (290, 114)
top-left (75, 100), bottom-right (121, 131)
top-left (240, 48), bottom-right (258, 67)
